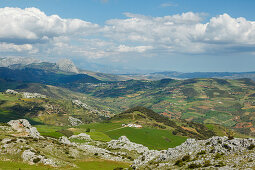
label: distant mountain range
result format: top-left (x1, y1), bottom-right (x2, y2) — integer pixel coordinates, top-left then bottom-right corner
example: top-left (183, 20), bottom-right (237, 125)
top-left (1, 56), bottom-right (255, 81)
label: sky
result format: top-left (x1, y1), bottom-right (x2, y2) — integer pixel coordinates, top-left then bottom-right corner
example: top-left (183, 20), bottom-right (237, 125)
top-left (0, 0), bottom-right (255, 73)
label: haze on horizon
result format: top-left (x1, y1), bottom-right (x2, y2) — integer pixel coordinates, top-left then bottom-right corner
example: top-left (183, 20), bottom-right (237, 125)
top-left (0, 0), bottom-right (255, 73)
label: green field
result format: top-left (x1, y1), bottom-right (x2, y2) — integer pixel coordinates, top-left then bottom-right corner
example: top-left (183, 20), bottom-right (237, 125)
top-left (35, 125), bottom-right (65, 138)
top-left (106, 127), bottom-right (187, 150)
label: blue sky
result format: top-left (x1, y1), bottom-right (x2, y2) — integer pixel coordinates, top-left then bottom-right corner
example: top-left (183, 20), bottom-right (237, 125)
top-left (0, 0), bottom-right (255, 73)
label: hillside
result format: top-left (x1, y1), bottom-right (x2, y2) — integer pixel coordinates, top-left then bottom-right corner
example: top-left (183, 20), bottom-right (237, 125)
top-left (62, 78), bottom-right (255, 137)
top-left (0, 90), bottom-right (110, 126)
top-left (1, 76), bottom-right (255, 137)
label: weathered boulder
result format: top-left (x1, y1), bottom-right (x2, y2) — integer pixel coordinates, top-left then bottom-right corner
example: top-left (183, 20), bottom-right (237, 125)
top-left (107, 136), bottom-right (149, 154)
top-left (68, 116), bottom-right (83, 126)
top-left (59, 136), bottom-right (72, 145)
top-left (69, 133), bottom-right (92, 141)
top-left (7, 119), bottom-right (43, 139)
top-left (22, 149), bottom-right (57, 167)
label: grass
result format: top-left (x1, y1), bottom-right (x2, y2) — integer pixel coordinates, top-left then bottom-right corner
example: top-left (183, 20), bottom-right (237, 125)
top-left (0, 160), bottom-right (54, 170)
top-left (87, 132), bottom-right (111, 142)
top-left (73, 159), bottom-right (130, 170)
top-left (105, 127), bottom-right (187, 150)
top-left (35, 125), bottom-right (64, 138)
top-left (0, 93), bottom-right (18, 101)
top-left (78, 122), bottom-right (123, 132)
top-left (0, 159), bottom-right (130, 170)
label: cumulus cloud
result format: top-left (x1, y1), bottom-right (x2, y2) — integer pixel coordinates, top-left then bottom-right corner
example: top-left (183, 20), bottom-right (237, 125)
top-left (0, 7), bottom-right (98, 45)
top-left (0, 7), bottom-right (255, 61)
top-left (0, 43), bottom-right (37, 53)
top-left (103, 12), bottom-right (255, 55)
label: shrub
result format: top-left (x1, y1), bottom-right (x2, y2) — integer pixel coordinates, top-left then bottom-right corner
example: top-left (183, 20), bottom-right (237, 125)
top-left (223, 144), bottom-right (231, 151)
top-left (215, 161), bottom-right (225, 167)
top-left (174, 160), bottom-right (184, 167)
top-left (33, 158), bottom-right (41, 163)
top-left (188, 163), bottom-right (202, 169)
top-left (204, 160), bottom-right (211, 167)
top-left (196, 150), bottom-right (206, 156)
top-left (214, 153), bottom-right (223, 159)
top-left (86, 128), bottom-right (91, 133)
top-left (113, 168), bottom-right (123, 170)
top-left (248, 144), bottom-right (255, 150)
top-left (57, 129), bottom-right (74, 137)
top-left (182, 155), bottom-right (191, 162)
top-left (172, 131), bottom-right (178, 135)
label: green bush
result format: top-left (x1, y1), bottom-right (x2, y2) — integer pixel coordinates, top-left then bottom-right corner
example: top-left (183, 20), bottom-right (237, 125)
top-left (214, 153), bottom-right (223, 159)
top-left (215, 161), bottom-right (225, 167)
top-left (204, 160), bottom-right (211, 167)
top-left (182, 155), bottom-right (191, 162)
top-left (188, 163), bottom-right (202, 169)
top-left (196, 150), bottom-right (206, 156)
top-left (174, 160), bottom-right (184, 167)
top-left (57, 129), bottom-right (73, 137)
top-left (248, 144), bottom-right (255, 150)
top-left (33, 158), bottom-right (41, 163)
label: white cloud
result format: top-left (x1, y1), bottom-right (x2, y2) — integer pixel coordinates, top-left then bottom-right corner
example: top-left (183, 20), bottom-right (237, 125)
top-left (103, 12), bottom-right (255, 55)
top-left (160, 2), bottom-right (177, 7)
top-left (117, 45), bottom-right (153, 53)
top-left (0, 43), bottom-right (37, 53)
top-left (0, 7), bottom-right (255, 62)
top-left (0, 7), bottom-right (98, 45)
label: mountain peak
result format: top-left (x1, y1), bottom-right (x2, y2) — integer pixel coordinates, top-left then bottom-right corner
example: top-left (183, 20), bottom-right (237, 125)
top-left (56, 59), bottom-right (79, 73)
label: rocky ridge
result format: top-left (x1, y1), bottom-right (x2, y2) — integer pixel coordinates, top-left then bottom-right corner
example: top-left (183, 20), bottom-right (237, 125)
top-left (0, 119), bottom-right (255, 169)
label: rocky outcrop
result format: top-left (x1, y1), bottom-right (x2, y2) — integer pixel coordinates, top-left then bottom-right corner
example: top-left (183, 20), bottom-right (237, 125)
top-left (22, 149), bottom-right (57, 167)
top-left (5, 89), bottom-right (18, 94)
top-left (68, 116), bottom-right (83, 126)
top-left (21, 92), bottom-right (46, 99)
top-left (59, 136), bottom-right (72, 145)
top-left (56, 59), bottom-right (79, 73)
top-left (132, 136), bottom-right (255, 169)
top-left (7, 119), bottom-right (43, 139)
top-left (107, 136), bottom-right (150, 154)
top-left (69, 133), bottom-right (92, 141)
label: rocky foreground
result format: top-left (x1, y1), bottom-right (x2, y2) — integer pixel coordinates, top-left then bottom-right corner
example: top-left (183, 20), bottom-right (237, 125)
top-left (0, 119), bottom-right (255, 169)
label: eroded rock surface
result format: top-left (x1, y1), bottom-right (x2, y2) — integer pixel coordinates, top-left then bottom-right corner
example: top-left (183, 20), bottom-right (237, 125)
top-left (7, 119), bottom-right (43, 139)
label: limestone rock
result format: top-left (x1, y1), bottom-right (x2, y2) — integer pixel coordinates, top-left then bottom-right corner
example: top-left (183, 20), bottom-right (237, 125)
top-left (22, 149), bottom-right (57, 167)
top-left (107, 136), bottom-right (149, 154)
top-left (68, 116), bottom-right (83, 126)
top-left (59, 136), bottom-right (72, 145)
top-left (69, 133), bottom-right (91, 141)
top-left (7, 119), bottom-right (43, 139)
